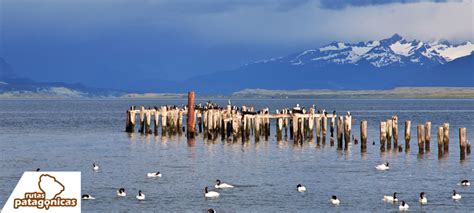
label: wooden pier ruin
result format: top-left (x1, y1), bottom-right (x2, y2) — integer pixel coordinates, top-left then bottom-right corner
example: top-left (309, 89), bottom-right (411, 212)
top-left (125, 92), bottom-right (470, 161)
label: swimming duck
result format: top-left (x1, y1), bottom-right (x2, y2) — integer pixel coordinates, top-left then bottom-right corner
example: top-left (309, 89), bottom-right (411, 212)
top-left (204, 187), bottom-right (220, 198)
top-left (215, 179), bottom-right (234, 189)
top-left (460, 180), bottom-right (470, 186)
top-left (136, 190), bottom-right (145, 200)
top-left (330, 195), bottom-right (340, 205)
top-left (117, 188), bottom-right (126, 197)
top-left (297, 184), bottom-right (306, 192)
top-left (92, 163), bottom-right (99, 171)
top-left (82, 194), bottom-right (95, 200)
top-left (419, 192), bottom-right (427, 204)
top-left (207, 209), bottom-right (216, 213)
top-left (147, 172), bottom-right (162, 178)
top-left (376, 162), bottom-right (390, 171)
top-left (383, 192), bottom-right (398, 202)
top-left (452, 190), bottom-right (461, 200)
top-left (399, 201), bottom-right (409, 211)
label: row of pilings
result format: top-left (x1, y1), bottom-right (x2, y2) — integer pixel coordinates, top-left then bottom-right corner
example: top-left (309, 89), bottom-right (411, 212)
top-left (125, 91), bottom-right (470, 160)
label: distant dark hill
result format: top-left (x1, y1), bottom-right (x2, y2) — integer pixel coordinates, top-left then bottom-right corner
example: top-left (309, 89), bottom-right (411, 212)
top-left (0, 57), bottom-right (123, 97)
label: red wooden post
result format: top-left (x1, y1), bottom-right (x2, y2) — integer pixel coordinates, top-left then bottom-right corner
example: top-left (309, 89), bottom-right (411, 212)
top-left (187, 91), bottom-right (196, 138)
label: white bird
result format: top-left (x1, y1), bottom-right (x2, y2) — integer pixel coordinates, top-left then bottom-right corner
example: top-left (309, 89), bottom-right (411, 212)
top-left (383, 192), bottom-right (398, 202)
top-left (204, 187), bottom-right (220, 198)
top-left (117, 188), bottom-right (126, 197)
top-left (147, 172), bottom-right (162, 178)
top-left (419, 192), bottom-right (427, 204)
top-left (82, 194), bottom-right (95, 200)
top-left (399, 201), bottom-right (409, 211)
top-left (376, 162), bottom-right (390, 171)
top-left (92, 163), bottom-right (99, 171)
top-left (330, 195), bottom-right (340, 205)
top-left (297, 184), bottom-right (306, 192)
top-left (452, 190), bottom-right (461, 200)
top-left (460, 180), bottom-right (470, 186)
top-left (136, 190), bottom-right (145, 200)
top-left (215, 179), bottom-right (234, 189)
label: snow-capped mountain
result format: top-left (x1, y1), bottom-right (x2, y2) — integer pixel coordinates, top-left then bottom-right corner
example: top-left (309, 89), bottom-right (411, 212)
top-left (253, 34), bottom-right (473, 68)
top-left (178, 34), bottom-right (473, 93)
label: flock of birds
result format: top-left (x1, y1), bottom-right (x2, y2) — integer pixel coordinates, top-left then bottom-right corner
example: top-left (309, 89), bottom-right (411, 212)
top-left (73, 161), bottom-right (470, 211)
top-left (374, 162), bottom-right (469, 211)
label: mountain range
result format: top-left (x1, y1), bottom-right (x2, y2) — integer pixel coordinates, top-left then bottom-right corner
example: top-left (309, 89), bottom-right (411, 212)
top-left (1, 34), bottom-right (473, 96)
top-left (179, 34), bottom-right (473, 94)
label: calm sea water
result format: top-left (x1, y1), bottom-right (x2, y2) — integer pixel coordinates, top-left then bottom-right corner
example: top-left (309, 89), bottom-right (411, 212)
top-left (0, 99), bottom-right (473, 212)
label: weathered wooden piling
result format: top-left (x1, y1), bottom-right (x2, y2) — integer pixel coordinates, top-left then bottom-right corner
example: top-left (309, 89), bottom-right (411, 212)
top-left (145, 108), bottom-right (152, 134)
top-left (443, 123), bottom-right (449, 153)
top-left (161, 106), bottom-right (167, 136)
top-left (425, 121), bottom-right (431, 152)
top-left (322, 115), bottom-right (327, 144)
top-left (417, 124), bottom-right (424, 154)
top-left (380, 121), bottom-right (387, 152)
top-left (187, 91), bottom-right (196, 138)
top-left (386, 119), bottom-right (393, 150)
top-left (459, 127), bottom-right (467, 160)
top-left (139, 106), bottom-right (145, 134)
top-left (316, 116), bottom-right (321, 143)
top-left (344, 114), bottom-right (351, 150)
top-left (405, 120), bottom-right (411, 151)
top-left (392, 115), bottom-right (398, 149)
top-left (360, 120), bottom-right (367, 152)
top-left (125, 107), bottom-right (136, 133)
top-left (330, 115), bottom-right (335, 138)
top-left (337, 116), bottom-right (343, 150)
top-left (437, 126), bottom-right (444, 158)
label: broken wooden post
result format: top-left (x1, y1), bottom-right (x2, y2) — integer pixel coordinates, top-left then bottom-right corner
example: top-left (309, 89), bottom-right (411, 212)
top-left (392, 115), bottom-right (398, 149)
top-left (139, 106), bottom-right (145, 134)
top-left (380, 121), bottom-right (387, 152)
top-left (425, 121), bottom-right (431, 152)
top-left (187, 91), bottom-right (196, 138)
top-left (344, 114), bottom-right (351, 150)
top-left (330, 113), bottom-right (335, 138)
top-left (316, 116), bottom-right (321, 143)
top-left (459, 127), bottom-right (467, 160)
top-left (437, 126), bottom-right (444, 158)
top-left (443, 123), bottom-right (449, 153)
top-left (337, 116), bottom-right (343, 150)
top-left (125, 107), bottom-right (136, 133)
top-left (153, 107), bottom-right (159, 134)
top-left (145, 108), bottom-right (152, 134)
top-left (417, 124), bottom-right (424, 154)
top-left (360, 120), bottom-right (367, 152)
top-left (386, 119), bottom-right (393, 150)
top-left (161, 106), bottom-right (167, 136)
top-left (405, 120), bottom-right (411, 152)
top-left (322, 115), bottom-right (327, 144)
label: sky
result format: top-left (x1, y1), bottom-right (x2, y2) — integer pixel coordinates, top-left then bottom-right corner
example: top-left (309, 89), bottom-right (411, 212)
top-left (0, 0), bottom-right (473, 90)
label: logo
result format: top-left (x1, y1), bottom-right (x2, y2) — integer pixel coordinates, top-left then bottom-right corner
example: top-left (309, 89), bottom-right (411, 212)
top-left (2, 172), bottom-right (81, 213)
